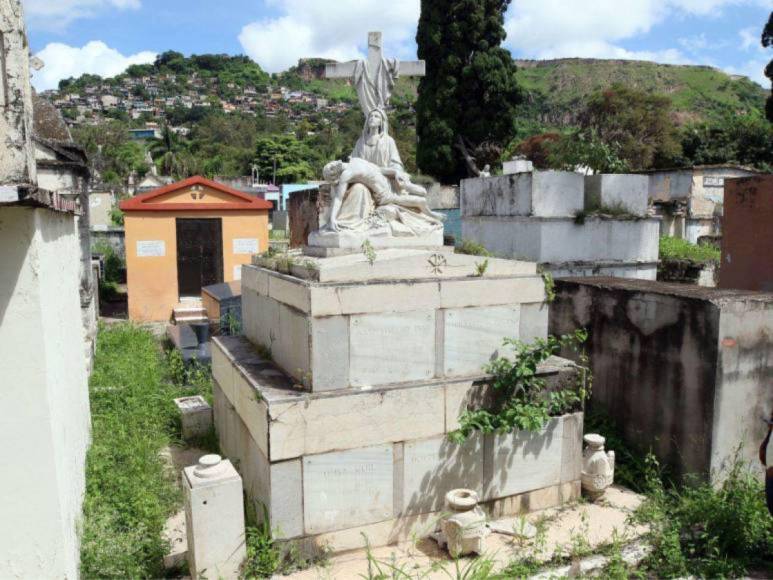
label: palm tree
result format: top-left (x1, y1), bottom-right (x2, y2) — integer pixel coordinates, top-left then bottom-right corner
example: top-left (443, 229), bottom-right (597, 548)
top-left (149, 125), bottom-right (185, 178)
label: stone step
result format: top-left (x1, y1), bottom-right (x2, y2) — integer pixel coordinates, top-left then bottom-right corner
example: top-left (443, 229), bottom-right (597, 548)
top-left (173, 304), bottom-right (208, 324)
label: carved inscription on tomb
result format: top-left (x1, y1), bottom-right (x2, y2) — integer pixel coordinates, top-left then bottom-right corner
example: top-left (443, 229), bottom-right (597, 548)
top-left (303, 445), bottom-right (393, 534)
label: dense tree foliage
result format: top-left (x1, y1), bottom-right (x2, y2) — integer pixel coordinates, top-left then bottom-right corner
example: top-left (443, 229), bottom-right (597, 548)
top-left (678, 115), bottom-right (773, 171)
top-left (60, 52), bottom-right (271, 99)
top-left (416, 0), bottom-right (522, 183)
top-left (578, 84), bottom-right (681, 170)
top-left (253, 134), bottom-right (315, 184)
top-left (514, 84), bottom-right (772, 173)
top-left (763, 11), bottom-right (773, 122)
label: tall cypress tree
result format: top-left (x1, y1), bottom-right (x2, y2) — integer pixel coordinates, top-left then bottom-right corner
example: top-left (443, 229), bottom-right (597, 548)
top-left (763, 11), bottom-right (773, 123)
top-left (416, 0), bottom-right (522, 183)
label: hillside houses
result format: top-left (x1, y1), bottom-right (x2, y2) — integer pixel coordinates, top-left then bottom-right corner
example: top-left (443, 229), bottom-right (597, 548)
top-left (40, 70), bottom-right (355, 128)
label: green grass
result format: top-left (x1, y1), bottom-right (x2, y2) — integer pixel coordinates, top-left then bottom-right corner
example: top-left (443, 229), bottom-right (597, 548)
top-left (80, 323), bottom-right (213, 578)
top-left (635, 454), bottom-right (773, 578)
top-left (659, 236), bottom-right (720, 264)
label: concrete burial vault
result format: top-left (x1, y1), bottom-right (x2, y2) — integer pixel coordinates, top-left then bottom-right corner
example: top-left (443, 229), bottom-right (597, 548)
top-left (211, 247), bottom-right (586, 553)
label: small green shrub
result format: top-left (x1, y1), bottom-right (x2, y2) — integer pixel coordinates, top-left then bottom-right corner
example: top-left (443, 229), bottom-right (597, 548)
top-left (456, 239), bottom-right (492, 257)
top-left (109, 206), bottom-right (124, 226)
top-left (92, 240), bottom-right (125, 284)
top-left (243, 513), bottom-right (326, 578)
top-left (474, 258), bottom-right (489, 277)
top-left (98, 280), bottom-right (120, 302)
top-left (450, 330), bottom-right (589, 442)
top-left (636, 453), bottom-right (773, 578)
top-left (659, 236), bottom-right (720, 264)
top-left (243, 523), bottom-right (282, 579)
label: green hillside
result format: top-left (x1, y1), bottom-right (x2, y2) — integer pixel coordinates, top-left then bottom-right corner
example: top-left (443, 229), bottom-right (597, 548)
top-left (51, 54), bottom-right (771, 184)
top-left (515, 58), bottom-right (768, 126)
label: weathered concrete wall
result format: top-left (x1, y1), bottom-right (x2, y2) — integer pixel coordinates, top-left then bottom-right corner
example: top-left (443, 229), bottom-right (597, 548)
top-left (0, 0), bottom-right (35, 185)
top-left (720, 176), bottom-right (773, 292)
top-left (712, 300), bottom-right (773, 473)
top-left (549, 277), bottom-right (773, 479)
top-left (89, 192), bottom-right (117, 230)
top-left (0, 206), bottom-right (91, 578)
top-left (460, 172), bottom-right (584, 218)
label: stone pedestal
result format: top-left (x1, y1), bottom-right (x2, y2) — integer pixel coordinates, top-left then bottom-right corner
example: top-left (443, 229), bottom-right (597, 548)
top-left (211, 248), bottom-right (584, 554)
top-left (242, 249), bottom-right (546, 392)
top-left (184, 455), bottom-right (246, 579)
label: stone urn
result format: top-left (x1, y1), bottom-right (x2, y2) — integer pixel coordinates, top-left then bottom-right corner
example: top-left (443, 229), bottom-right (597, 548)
top-left (436, 489), bottom-right (489, 558)
top-left (581, 434), bottom-right (615, 501)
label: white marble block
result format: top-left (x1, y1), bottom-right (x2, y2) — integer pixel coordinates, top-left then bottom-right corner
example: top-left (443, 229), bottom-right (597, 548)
top-left (585, 174), bottom-right (649, 217)
top-left (484, 417), bottom-right (565, 500)
top-left (443, 306), bottom-right (520, 376)
top-left (350, 310), bottom-right (436, 386)
top-left (503, 158), bottom-right (534, 175)
top-left (184, 456), bottom-right (246, 579)
top-left (400, 434), bottom-right (484, 515)
top-left (461, 171), bottom-right (584, 218)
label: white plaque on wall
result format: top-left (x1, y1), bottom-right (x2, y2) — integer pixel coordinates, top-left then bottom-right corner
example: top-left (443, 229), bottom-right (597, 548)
top-left (233, 265), bottom-right (242, 280)
top-left (233, 238), bottom-right (259, 254)
top-left (136, 240), bottom-right (166, 257)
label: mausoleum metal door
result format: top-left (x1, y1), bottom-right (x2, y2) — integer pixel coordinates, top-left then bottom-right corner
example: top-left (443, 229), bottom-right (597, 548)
top-left (176, 218), bottom-right (223, 298)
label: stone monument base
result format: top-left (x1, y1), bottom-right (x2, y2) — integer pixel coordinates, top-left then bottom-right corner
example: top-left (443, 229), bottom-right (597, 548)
top-left (307, 227), bottom-right (444, 254)
top-left (212, 335), bottom-right (583, 553)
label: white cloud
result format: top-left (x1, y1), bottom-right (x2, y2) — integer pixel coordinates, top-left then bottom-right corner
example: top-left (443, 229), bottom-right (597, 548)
top-left (238, 0), bottom-right (420, 73)
top-left (31, 41), bottom-right (156, 91)
top-left (503, 0), bottom-right (764, 63)
top-left (739, 26), bottom-right (765, 51)
top-left (23, 0), bottom-right (141, 31)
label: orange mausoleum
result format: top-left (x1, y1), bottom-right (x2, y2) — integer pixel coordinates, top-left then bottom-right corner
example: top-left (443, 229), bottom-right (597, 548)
top-left (120, 176), bottom-right (271, 322)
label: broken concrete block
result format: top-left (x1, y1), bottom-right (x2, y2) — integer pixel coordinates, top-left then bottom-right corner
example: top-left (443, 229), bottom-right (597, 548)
top-left (174, 395), bottom-right (213, 440)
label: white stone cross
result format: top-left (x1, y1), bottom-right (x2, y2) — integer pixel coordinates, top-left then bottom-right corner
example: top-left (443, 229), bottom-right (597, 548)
top-left (325, 31), bottom-right (425, 111)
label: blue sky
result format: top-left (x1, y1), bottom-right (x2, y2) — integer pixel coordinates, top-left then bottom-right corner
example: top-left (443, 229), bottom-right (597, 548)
top-left (24, 0), bottom-right (772, 91)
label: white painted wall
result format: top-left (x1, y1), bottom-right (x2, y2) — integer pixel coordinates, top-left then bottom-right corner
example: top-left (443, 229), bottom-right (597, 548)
top-left (0, 207), bottom-right (91, 579)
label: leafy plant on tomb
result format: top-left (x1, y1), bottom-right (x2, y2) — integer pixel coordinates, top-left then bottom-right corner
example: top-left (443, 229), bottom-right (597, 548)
top-left (474, 259), bottom-right (489, 277)
top-left (220, 310), bottom-right (242, 336)
top-left (540, 270), bottom-right (556, 303)
top-left (574, 202), bottom-right (640, 225)
top-left (243, 506), bottom-right (328, 578)
top-left (455, 239), bottom-right (492, 257)
top-left (659, 236), bottom-right (720, 264)
top-left (449, 329), bottom-right (589, 443)
top-left (362, 239), bottom-right (377, 265)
